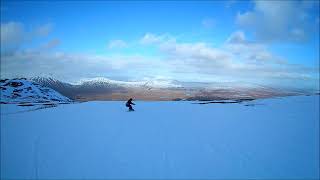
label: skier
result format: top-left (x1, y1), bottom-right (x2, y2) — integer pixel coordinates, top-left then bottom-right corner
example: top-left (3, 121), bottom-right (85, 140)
top-left (126, 98), bottom-right (135, 111)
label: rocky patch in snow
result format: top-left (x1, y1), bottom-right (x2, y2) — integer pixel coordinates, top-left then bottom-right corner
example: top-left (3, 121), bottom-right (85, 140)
top-left (1, 78), bottom-right (72, 105)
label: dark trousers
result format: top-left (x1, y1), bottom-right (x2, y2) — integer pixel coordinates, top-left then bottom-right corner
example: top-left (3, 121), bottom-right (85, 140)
top-left (127, 104), bottom-right (133, 110)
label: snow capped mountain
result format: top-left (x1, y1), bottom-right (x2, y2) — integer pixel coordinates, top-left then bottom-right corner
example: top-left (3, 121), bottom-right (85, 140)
top-left (9, 76), bottom-right (307, 102)
top-left (76, 77), bottom-right (125, 89)
top-left (31, 76), bottom-right (72, 89)
top-left (75, 77), bottom-right (182, 89)
top-left (1, 78), bottom-right (71, 104)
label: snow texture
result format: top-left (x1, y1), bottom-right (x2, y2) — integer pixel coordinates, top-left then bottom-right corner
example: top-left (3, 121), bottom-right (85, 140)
top-left (1, 78), bottom-right (71, 104)
top-left (1, 95), bottom-right (319, 179)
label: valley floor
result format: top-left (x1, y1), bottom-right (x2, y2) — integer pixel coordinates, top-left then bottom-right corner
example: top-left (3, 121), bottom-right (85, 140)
top-left (1, 95), bottom-right (319, 179)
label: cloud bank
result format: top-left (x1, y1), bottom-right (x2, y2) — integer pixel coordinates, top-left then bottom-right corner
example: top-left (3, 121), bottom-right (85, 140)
top-left (1, 22), bottom-right (54, 54)
top-left (108, 39), bottom-right (128, 49)
top-left (236, 0), bottom-right (319, 43)
top-left (1, 22), bottom-right (319, 90)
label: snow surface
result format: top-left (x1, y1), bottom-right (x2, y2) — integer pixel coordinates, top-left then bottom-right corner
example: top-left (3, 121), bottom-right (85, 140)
top-left (1, 95), bottom-right (319, 179)
top-left (1, 79), bottom-right (71, 103)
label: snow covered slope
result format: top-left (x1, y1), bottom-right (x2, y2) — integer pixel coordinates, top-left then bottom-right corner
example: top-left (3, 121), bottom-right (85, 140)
top-left (1, 95), bottom-right (319, 179)
top-left (0, 78), bottom-right (71, 104)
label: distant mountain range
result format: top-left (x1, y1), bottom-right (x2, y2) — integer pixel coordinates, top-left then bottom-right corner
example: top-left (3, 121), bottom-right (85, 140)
top-left (1, 77), bottom-right (313, 104)
top-left (26, 77), bottom-right (307, 102)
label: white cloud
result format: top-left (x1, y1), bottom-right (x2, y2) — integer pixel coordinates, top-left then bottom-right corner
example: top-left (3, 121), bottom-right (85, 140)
top-left (41, 39), bottom-right (61, 50)
top-left (1, 21), bottom-right (54, 54)
top-left (236, 0), bottom-right (318, 42)
top-left (34, 23), bottom-right (53, 37)
top-left (24, 39), bottom-right (61, 53)
top-left (1, 22), bottom-right (25, 53)
top-left (224, 31), bottom-right (287, 64)
top-left (140, 33), bottom-right (230, 66)
top-left (160, 42), bottom-right (231, 67)
top-left (140, 33), bottom-right (162, 44)
top-left (225, 0), bottom-right (238, 8)
top-left (202, 18), bottom-right (215, 28)
top-left (107, 39), bottom-right (128, 49)
top-left (226, 31), bottom-right (246, 44)
top-left (137, 33), bottom-right (318, 86)
top-left (140, 33), bottom-right (175, 45)
top-left (0, 50), bottom-right (171, 83)
top-left (1, 31), bottom-right (318, 89)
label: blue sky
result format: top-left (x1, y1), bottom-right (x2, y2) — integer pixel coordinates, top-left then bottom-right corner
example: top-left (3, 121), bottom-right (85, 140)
top-left (1, 0), bottom-right (319, 89)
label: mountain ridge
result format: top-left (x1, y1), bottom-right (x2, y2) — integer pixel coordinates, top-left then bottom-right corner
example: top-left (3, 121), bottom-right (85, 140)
top-left (26, 76), bottom-right (307, 101)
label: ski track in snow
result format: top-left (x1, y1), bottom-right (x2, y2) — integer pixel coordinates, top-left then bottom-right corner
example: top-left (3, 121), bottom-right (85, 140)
top-left (0, 95), bottom-right (319, 179)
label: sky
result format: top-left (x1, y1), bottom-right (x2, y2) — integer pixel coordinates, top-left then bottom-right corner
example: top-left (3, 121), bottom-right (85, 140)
top-left (1, 0), bottom-right (319, 90)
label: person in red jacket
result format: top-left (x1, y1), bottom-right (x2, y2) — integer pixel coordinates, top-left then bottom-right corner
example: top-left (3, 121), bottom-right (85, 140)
top-left (126, 98), bottom-right (135, 111)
